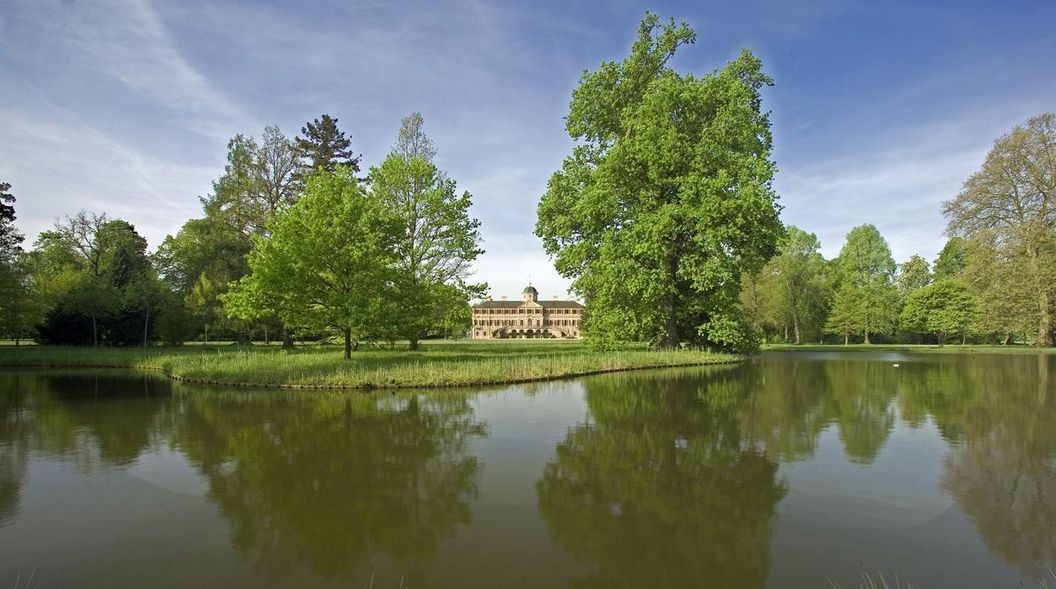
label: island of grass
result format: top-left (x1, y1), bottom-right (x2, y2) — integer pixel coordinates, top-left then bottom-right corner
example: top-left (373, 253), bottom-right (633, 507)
top-left (0, 340), bottom-right (739, 389)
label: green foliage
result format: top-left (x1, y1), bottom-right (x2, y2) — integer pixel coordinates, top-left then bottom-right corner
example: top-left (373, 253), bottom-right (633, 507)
top-left (295, 114), bottom-right (360, 175)
top-left (833, 225), bottom-right (899, 342)
top-left (0, 180), bottom-right (23, 265)
top-left (368, 114), bottom-right (485, 348)
top-left (536, 13), bottom-right (782, 352)
top-left (897, 254), bottom-right (931, 299)
top-left (224, 167), bottom-right (397, 358)
top-left (749, 226), bottom-right (831, 344)
top-left (824, 283), bottom-right (864, 344)
top-left (944, 113), bottom-right (1056, 346)
top-left (933, 237), bottom-right (967, 280)
top-left (29, 214), bottom-right (158, 346)
top-left (901, 280), bottom-right (979, 345)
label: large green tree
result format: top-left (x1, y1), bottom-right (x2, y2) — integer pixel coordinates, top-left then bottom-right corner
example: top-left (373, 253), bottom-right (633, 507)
top-left (158, 126), bottom-right (301, 343)
top-left (765, 226), bottom-right (830, 344)
top-left (944, 113), bottom-right (1056, 346)
top-left (33, 214), bottom-right (157, 346)
top-left (224, 167), bottom-right (396, 358)
top-left (823, 283), bottom-right (864, 345)
top-left (535, 14), bottom-right (782, 351)
top-left (832, 224), bottom-right (899, 343)
top-left (368, 114), bottom-right (484, 349)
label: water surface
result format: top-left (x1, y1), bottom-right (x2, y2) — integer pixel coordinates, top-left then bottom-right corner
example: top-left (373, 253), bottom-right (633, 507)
top-left (1, 352), bottom-right (1053, 587)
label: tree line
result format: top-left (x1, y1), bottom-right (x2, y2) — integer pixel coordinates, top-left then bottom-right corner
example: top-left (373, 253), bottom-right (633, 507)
top-left (0, 114), bottom-right (485, 357)
top-left (740, 114), bottom-right (1055, 348)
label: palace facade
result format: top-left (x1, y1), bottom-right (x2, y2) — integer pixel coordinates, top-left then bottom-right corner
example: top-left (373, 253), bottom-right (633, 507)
top-left (470, 286), bottom-right (585, 339)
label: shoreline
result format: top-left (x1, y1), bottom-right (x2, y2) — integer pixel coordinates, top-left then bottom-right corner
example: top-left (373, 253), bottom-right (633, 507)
top-left (762, 343), bottom-right (1056, 354)
top-left (0, 344), bottom-right (741, 390)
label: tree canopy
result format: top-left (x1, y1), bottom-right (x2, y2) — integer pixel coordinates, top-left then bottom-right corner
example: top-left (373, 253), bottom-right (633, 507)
top-left (224, 167), bottom-right (397, 358)
top-left (535, 13), bottom-right (782, 352)
top-left (944, 113), bottom-right (1056, 346)
top-left (368, 114), bottom-right (484, 348)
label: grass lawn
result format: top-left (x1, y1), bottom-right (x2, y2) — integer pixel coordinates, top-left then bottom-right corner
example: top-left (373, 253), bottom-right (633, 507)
top-left (0, 339), bottom-right (739, 389)
top-left (762, 343), bottom-right (1056, 354)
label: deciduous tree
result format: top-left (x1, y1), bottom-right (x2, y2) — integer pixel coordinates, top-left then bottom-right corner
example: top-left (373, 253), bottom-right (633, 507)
top-left (224, 168), bottom-right (396, 359)
top-left (833, 224), bottom-right (899, 343)
top-left (535, 13), bottom-right (782, 352)
top-left (944, 113), bottom-right (1056, 346)
top-left (369, 114), bottom-right (485, 349)
top-left (901, 280), bottom-right (979, 345)
top-left (933, 237), bottom-right (968, 280)
top-left (897, 254), bottom-right (931, 299)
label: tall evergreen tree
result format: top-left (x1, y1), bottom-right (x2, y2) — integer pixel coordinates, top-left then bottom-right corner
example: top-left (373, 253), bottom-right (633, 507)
top-left (295, 114), bottom-right (360, 175)
top-left (0, 181), bottom-right (31, 343)
top-left (0, 181), bottom-right (23, 264)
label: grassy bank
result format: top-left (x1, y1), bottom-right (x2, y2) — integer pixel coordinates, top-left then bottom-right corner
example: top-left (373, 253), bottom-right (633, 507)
top-left (0, 341), bottom-right (738, 389)
top-left (763, 343), bottom-right (1056, 354)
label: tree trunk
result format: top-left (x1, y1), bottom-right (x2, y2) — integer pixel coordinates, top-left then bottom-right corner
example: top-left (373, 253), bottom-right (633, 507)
top-left (409, 338), bottom-right (419, 351)
top-left (662, 250), bottom-right (680, 348)
top-left (282, 327), bottom-right (294, 349)
top-left (142, 307), bottom-right (150, 347)
top-left (864, 330), bottom-right (871, 345)
top-left (792, 310), bottom-right (801, 345)
top-left (92, 314), bottom-right (98, 347)
top-left (844, 332), bottom-right (849, 346)
top-left (343, 328), bottom-right (352, 360)
top-left (1038, 286), bottom-right (1051, 347)
top-left (204, 324), bottom-right (209, 346)
top-left (961, 332), bottom-right (966, 345)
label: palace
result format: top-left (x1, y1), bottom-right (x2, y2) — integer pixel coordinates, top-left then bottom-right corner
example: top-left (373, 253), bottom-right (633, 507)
top-left (470, 286), bottom-right (585, 339)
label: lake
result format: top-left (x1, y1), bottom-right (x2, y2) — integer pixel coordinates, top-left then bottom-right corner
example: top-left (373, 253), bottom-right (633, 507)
top-left (1, 351), bottom-right (1053, 587)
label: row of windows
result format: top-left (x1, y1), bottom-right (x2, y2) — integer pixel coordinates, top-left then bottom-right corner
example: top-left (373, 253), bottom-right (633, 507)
top-left (473, 308), bottom-right (582, 315)
top-left (473, 319), bottom-right (580, 327)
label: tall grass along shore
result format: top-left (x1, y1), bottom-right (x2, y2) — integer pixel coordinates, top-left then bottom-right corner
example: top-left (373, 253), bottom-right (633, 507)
top-left (763, 343), bottom-right (1056, 354)
top-left (0, 341), bottom-right (738, 389)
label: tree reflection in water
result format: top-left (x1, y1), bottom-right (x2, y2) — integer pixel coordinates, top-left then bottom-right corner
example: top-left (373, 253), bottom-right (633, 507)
top-left (170, 388), bottom-right (487, 583)
top-left (536, 368), bottom-right (788, 589)
top-left (939, 354), bottom-right (1056, 578)
top-left (0, 371), bottom-right (168, 524)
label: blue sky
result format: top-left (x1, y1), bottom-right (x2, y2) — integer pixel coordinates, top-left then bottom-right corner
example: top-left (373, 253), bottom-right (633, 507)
top-left (2, 0), bottom-right (1054, 300)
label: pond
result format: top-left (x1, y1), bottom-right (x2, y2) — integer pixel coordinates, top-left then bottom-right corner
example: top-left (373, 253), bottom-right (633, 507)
top-left (1, 352), bottom-right (1053, 587)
